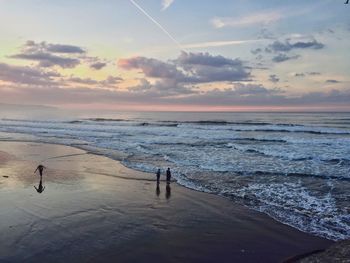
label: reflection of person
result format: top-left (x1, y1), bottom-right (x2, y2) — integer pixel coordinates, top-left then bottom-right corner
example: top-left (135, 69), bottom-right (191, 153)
top-left (166, 184), bottom-right (171, 199)
top-left (34, 178), bottom-right (45, 194)
top-left (156, 169), bottom-right (161, 184)
top-left (166, 168), bottom-right (171, 183)
top-left (156, 184), bottom-right (160, 197)
top-left (34, 165), bottom-right (46, 177)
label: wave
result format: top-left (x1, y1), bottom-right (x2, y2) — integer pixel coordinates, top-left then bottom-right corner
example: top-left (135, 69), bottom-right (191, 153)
top-left (323, 158), bottom-right (350, 166)
top-left (149, 138), bottom-right (287, 148)
top-left (67, 120), bottom-right (83, 124)
top-left (184, 120), bottom-right (273, 125)
top-left (82, 118), bottom-right (306, 127)
top-left (228, 182), bottom-right (349, 241)
top-left (137, 122), bottom-right (178, 127)
top-left (233, 170), bottom-right (350, 181)
top-left (4, 118), bottom-right (349, 136)
top-left (163, 120), bottom-right (304, 127)
top-left (85, 118), bottom-right (131, 122)
top-left (1, 118), bottom-right (61, 124)
top-left (234, 128), bottom-right (350, 135)
top-left (232, 144), bottom-right (350, 166)
top-left (233, 138), bottom-right (287, 143)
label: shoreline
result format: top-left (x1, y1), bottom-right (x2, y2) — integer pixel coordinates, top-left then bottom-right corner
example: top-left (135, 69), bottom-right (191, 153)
top-left (0, 135), bottom-right (338, 241)
top-left (0, 141), bottom-right (334, 262)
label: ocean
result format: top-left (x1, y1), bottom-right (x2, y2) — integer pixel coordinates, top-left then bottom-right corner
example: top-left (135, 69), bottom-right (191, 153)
top-left (0, 110), bottom-right (349, 241)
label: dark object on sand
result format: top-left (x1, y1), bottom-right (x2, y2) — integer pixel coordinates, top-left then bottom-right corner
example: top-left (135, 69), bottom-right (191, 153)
top-left (166, 168), bottom-right (171, 183)
top-left (34, 164), bottom-right (46, 177)
top-left (3, 176), bottom-right (9, 178)
top-left (34, 178), bottom-right (45, 194)
top-left (156, 169), bottom-right (161, 183)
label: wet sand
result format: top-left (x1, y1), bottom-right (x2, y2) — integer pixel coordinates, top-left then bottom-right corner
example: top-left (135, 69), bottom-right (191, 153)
top-left (0, 141), bottom-right (333, 263)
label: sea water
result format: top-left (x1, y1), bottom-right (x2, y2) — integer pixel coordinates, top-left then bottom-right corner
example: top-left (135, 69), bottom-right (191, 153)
top-left (0, 111), bottom-right (349, 240)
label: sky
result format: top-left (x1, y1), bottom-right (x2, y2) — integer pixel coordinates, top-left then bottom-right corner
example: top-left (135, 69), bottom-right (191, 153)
top-left (0, 0), bottom-right (349, 111)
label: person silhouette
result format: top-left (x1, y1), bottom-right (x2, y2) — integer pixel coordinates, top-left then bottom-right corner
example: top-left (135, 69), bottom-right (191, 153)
top-left (34, 178), bottom-right (45, 194)
top-left (34, 164), bottom-right (46, 178)
top-left (166, 168), bottom-right (171, 183)
top-left (156, 168), bottom-right (161, 184)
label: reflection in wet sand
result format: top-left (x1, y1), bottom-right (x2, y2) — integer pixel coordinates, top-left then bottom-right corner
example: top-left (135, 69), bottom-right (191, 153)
top-left (34, 176), bottom-right (45, 194)
top-left (166, 183), bottom-right (171, 199)
top-left (156, 183), bottom-right (160, 197)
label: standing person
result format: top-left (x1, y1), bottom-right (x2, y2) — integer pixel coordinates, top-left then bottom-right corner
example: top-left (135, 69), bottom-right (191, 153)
top-left (166, 167), bottom-right (171, 183)
top-left (156, 168), bottom-right (161, 184)
top-left (34, 164), bottom-right (46, 178)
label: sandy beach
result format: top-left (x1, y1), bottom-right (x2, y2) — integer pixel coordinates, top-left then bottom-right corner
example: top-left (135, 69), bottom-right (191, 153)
top-left (0, 141), bottom-right (333, 263)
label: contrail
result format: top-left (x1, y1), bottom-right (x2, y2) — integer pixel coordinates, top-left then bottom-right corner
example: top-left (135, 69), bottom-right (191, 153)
top-left (129, 0), bottom-right (182, 50)
top-left (182, 39), bottom-right (263, 49)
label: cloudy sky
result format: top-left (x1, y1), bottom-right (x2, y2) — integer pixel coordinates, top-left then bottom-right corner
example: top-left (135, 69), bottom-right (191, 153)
top-left (0, 0), bottom-right (349, 111)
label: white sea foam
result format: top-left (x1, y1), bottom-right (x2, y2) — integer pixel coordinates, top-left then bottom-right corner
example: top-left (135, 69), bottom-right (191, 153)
top-left (233, 182), bottom-right (350, 240)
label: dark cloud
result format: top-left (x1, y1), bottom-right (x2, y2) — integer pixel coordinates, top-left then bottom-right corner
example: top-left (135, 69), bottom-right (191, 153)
top-left (24, 40), bottom-right (85, 54)
top-left (308, 72), bottom-right (321, 76)
top-left (175, 51), bottom-right (242, 67)
top-left (190, 64), bottom-right (250, 83)
top-left (269, 74), bottom-right (279, 83)
top-left (11, 52), bottom-right (80, 68)
top-left (251, 48), bottom-right (263, 55)
top-left (119, 52), bottom-right (250, 84)
top-left (102, 76), bottom-right (123, 85)
top-left (119, 56), bottom-right (186, 80)
top-left (230, 83), bottom-right (282, 96)
top-left (292, 40), bottom-right (324, 49)
top-left (0, 62), bottom-right (59, 86)
top-left (267, 39), bottom-right (324, 53)
top-left (10, 40), bottom-right (85, 68)
top-left (268, 41), bottom-right (293, 52)
top-left (46, 44), bottom-right (85, 54)
top-left (90, 62), bottom-right (107, 70)
top-left (68, 77), bottom-right (99, 85)
top-left (294, 72), bottom-right (321, 77)
top-left (326, 79), bottom-right (341, 83)
top-left (176, 52), bottom-right (250, 82)
top-left (9, 40), bottom-right (110, 69)
top-left (119, 52), bottom-right (251, 97)
top-left (128, 78), bottom-right (196, 96)
top-left (257, 28), bottom-right (275, 40)
top-left (68, 75), bottom-right (123, 87)
top-left (272, 54), bottom-right (300, 63)
top-left (0, 59), bottom-right (119, 89)
top-left (253, 37), bottom-right (324, 65)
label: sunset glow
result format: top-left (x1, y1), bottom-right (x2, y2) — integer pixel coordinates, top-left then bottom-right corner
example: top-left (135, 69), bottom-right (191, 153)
top-left (0, 0), bottom-right (349, 111)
